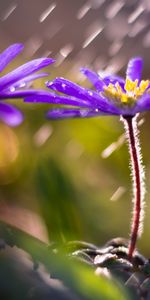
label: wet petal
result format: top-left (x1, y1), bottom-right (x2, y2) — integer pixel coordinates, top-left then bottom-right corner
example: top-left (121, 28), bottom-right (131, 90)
top-left (126, 57), bottom-right (143, 82)
top-left (46, 108), bottom-right (114, 119)
top-left (11, 72), bottom-right (49, 89)
top-left (0, 44), bottom-right (23, 73)
top-left (0, 57), bottom-right (55, 91)
top-left (47, 78), bottom-right (120, 113)
top-left (0, 89), bottom-right (50, 99)
top-left (0, 102), bottom-right (23, 126)
top-left (25, 90), bottom-right (120, 114)
top-left (24, 90), bottom-right (93, 108)
top-left (47, 77), bottom-right (106, 103)
top-left (80, 68), bottom-right (105, 91)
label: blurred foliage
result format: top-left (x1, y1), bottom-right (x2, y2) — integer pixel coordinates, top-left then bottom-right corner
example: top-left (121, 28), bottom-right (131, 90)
top-left (36, 158), bottom-right (84, 241)
top-left (0, 221), bottom-right (129, 300)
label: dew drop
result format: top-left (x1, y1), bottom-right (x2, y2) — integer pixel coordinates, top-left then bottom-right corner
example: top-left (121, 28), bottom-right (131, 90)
top-left (19, 82), bottom-right (26, 88)
top-left (10, 87), bottom-right (15, 92)
top-left (80, 110), bottom-right (88, 117)
top-left (62, 83), bottom-right (66, 89)
top-left (48, 81), bottom-right (53, 86)
top-left (88, 91), bottom-right (93, 96)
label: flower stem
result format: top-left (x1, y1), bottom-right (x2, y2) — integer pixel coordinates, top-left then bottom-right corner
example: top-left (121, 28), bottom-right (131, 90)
top-left (122, 115), bottom-right (145, 261)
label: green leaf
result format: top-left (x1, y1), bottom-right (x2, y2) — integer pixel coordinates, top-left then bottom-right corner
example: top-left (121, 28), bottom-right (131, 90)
top-left (36, 158), bottom-right (83, 241)
top-left (0, 221), bottom-right (130, 300)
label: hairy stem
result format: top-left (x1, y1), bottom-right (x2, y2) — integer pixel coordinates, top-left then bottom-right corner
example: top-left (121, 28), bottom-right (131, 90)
top-left (122, 115), bottom-right (145, 261)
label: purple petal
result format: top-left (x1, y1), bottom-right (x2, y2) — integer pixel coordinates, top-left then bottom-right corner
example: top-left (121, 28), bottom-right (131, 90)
top-left (47, 77), bottom-right (105, 102)
top-left (133, 94), bottom-right (150, 113)
top-left (0, 57), bottom-right (55, 91)
top-left (0, 102), bottom-right (23, 126)
top-left (0, 89), bottom-right (50, 99)
top-left (11, 72), bottom-right (49, 89)
top-left (126, 57), bottom-right (143, 82)
top-left (103, 75), bottom-right (125, 89)
top-left (24, 90), bottom-right (121, 115)
top-left (0, 44), bottom-right (24, 73)
top-left (46, 108), bottom-right (113, 119)
top-left (24, 90), bottom-right (94, 108)
top-left (80, 68), bottom-right (105, 91)
top-left (46, 78), bottom-right (120, 113)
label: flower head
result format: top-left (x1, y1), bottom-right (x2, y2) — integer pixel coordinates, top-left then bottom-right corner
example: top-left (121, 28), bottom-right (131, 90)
top-left (0, 44), bottom-right (54, 126)
top-left (25, 57), bottom-right (150, 120)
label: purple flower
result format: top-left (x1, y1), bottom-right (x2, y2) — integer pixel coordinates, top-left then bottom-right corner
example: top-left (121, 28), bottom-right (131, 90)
top-left (0, 44), bottom-right (54, 126)
top-left (25, 57), bottom-right (150, 120)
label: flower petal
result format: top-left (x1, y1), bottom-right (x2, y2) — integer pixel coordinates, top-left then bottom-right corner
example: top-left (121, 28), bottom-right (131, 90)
top-left (0, 44), bottom-right (24, 73)
top-left (47, 77), bottom-right (94, 99)
top-left (0, 102), bottom-right (23, 126)
top-left (46, 78), bottom-right (121, 113)
top-left (0, 89), bottom-right (50, 99)
top-left (11, 72), bottom-right (49, 89)
top-left (133, 94), bottom-right (150, 113)
top-left (103, 75), bottom-right (125, 89)
top-left (46, 108), bottom-right (113, 119)
top-left (126, 57), bottom-right (143, 82)
top-left (24, 90), bottom-right (121, 114)
top-left (0, 57), bottom-right (55, 91)
top-left (80, 68), bottom-right (105, 91)
top-left (47, 77), bottom-right (105, 103)
top-left (24, 90), bottom-right (94, 108)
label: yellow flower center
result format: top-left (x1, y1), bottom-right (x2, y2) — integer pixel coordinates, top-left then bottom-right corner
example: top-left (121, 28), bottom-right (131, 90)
top-left (103, 78), bottom-right (150, 105)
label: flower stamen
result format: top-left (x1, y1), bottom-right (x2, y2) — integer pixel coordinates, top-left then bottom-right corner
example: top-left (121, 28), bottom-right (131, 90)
top-left (125, 79), bottom-right (138, 94)
top-left (103, 78), bottom-right (150, 106)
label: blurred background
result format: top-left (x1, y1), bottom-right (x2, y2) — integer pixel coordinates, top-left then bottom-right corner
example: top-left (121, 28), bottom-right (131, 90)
top-left (0, 0), bottom-right (150, 257)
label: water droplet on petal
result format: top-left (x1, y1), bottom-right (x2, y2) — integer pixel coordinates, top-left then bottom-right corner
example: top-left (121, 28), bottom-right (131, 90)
top-left (50, 84), bottom-right (56, 90)
top-left (80, 110), bottom-right (88, 117)
top-left (10, 87), bottom-right (15, 92)
top-left (19, 82), bottom-right (26, 88)
top-left (48, 81), bottom-right (53, 86)
top-left (88, 91), bottom-right (93, 96)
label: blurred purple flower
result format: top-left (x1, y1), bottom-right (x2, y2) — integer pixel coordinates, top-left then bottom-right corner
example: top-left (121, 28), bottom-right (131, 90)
top-left (25, 57), bottom-right (150, 120)
top-left (0, 44), bottom-right (54, 126)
